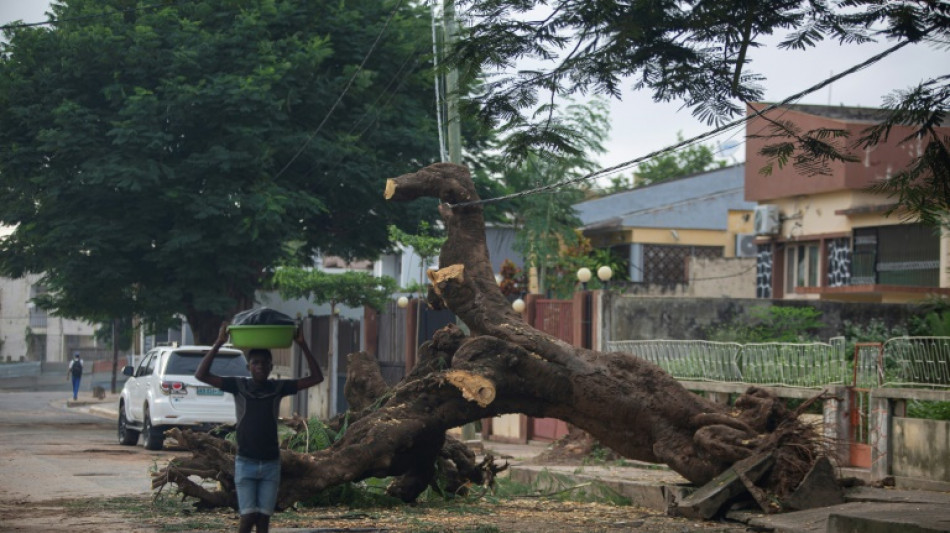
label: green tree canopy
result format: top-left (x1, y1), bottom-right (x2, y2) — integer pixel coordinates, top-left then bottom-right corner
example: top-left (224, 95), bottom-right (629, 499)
top-left (454, 1), bottom-right (949, 221)
top-left (0, 0), bottom-right (452, 342)
top-left (501, 98), bottom-right (611, 295)
top-left (633, 133), bottom-right (728, 187)
top-left (270, 268), bottom-right (398, 314)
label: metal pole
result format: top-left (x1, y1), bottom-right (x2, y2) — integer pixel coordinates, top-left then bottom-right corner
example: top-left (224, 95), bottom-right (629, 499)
top-left (443, 0), bottom-right (461, 164)
top-left (111, 318), bottom-right (118, 394)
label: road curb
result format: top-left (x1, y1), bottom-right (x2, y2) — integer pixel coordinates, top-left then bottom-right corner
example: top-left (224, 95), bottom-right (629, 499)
top-left (509, 464), bottom-right (691, 512)
top-left (88, 404), bottom-right (118, 419)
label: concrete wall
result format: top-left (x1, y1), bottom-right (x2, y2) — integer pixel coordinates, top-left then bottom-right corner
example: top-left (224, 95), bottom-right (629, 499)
top-left (604, 257), bottom-right (756, 299)
top-left (893, 417), bottom-right (950, 483)
top-left (490, 413), bottom-right (522, 441)
top-left (606, 294), bottom-right (916, 341)
top-left (689, 257), bottom-right (757, 298)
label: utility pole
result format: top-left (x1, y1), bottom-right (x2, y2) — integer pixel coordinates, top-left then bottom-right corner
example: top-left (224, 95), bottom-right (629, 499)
top-left (441, 0), bottom-right (474, 440)
top-left (111, 318), bottom-right (118, 394)
top-left (443, 0), bottom-right (461, 164)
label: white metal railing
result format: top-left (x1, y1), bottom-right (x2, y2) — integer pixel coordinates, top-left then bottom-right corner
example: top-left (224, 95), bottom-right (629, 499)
top-left (882, 337), bottom-right (950, 388)
top-left (853, 343), bottom-right (884, 389)
top-left (607, 337), bottom-right (845, 388)
top-left (609, 336), bottom-right (950, 389)
top-left (741, 338), bottom-right (846, 387)
top-left (609, 340), bottom-right (743, 382)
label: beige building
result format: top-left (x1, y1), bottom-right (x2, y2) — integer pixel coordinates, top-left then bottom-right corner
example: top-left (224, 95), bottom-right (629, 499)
top-left (0, 272), bottom-right (98, 362)
top-left (576, 164), bottom-right (757, 297)
top-left (745, 103), bottom-right (950, 303)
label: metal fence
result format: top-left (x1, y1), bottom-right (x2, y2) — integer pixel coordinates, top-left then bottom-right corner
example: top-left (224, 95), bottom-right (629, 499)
top-left (608, 340), bottom-right (743, 382)
top-left (609, 336), bottom-right (950, 389)
top-left (607, 337), bottom-right (846, 388)
top-left (882, 337), bottom-right (950, 388)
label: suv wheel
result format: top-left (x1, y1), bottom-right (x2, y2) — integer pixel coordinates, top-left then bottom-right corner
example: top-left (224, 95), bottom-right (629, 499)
top-left (142, 406), bottom-right (165, 451)
top-left (117, 403), bottom-right (140, 445)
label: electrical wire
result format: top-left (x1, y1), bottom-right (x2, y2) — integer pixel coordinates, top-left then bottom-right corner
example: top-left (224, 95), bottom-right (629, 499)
top-left (448, 36), bottom-right (916, 209)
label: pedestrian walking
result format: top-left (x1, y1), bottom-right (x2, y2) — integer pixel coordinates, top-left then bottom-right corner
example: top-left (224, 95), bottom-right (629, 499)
top-left (66, 352), bottom-right (83, 401)
top-left (195, 322), bottom-right (323, 533)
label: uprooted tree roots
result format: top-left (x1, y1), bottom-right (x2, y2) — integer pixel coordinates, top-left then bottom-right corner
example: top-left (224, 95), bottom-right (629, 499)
top-left (153, 162), bottom-right (825, 514)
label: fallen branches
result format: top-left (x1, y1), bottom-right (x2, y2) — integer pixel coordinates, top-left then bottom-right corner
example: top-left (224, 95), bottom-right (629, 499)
top-left (154, 162), bottom-right (824, 514)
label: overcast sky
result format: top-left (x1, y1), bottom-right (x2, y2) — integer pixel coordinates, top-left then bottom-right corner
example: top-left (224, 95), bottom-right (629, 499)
top-left (3, 1), bottom-right (947, 174)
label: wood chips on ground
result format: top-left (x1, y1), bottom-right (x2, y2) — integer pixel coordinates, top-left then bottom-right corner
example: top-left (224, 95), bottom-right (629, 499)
top-left (1, 496), bottom-right (748, 532)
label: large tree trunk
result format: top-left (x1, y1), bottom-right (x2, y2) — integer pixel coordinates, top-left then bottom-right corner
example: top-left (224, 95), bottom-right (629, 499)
top-left (156, 163), bottom-right (819, 509)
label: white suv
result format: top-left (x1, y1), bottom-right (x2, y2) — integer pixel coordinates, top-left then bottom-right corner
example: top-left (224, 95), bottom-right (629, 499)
top-left (118, 345), bottom-right (249, 450)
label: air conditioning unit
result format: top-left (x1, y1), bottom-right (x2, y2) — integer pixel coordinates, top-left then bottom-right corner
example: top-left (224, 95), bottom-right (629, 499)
top-left (735, 234), bottom-right (758, 257)
top-left (753, 204), bottom-right (781, 235)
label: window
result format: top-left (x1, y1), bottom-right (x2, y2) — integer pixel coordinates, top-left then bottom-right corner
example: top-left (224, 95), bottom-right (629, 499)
top-left (785, 242), bottom-right (821, 292)
top-left (852, 224), bottom-right (938, 286)
top-left (643, 244), bottom-right (723, 285)
top-left (137, 352), bottom-right (155, 377)
top-left (165, 351), bottom-right (250, 377)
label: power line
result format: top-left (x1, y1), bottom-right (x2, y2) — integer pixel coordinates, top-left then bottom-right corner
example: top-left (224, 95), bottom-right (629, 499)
top-left (448, 37), bottom-right (915, 209)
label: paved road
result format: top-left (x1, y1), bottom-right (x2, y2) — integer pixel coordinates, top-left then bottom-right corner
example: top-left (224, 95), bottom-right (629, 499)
top-left (0, 391), bottom-right (178, 502)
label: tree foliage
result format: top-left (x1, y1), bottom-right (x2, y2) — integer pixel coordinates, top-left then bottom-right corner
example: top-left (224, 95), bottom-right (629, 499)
top-left (270, 268), bottom-right (397, 314)
top-left (388, 222), bottom-right (447, 267)
top-left (453, 0), bottom-right (950, 220)
top-left (544, 231), bottom-right (628, 298)
top-left (705, 306), bottom-right (824, 343)
top-left (633, 132), bottom-right (727, 187)
top-left (496, 98), bottom-right (611, 295)
top-left (0, 0), bottom-right (448, 342)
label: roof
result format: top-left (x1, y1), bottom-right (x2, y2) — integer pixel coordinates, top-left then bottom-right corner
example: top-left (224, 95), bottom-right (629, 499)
top-left (575, 164), bottom-right (754, 232)
top-left (752, 102), bottom-right (891, 124)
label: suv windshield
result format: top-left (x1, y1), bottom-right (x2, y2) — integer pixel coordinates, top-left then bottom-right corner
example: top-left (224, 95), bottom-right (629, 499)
top-left (165, 351), bottom-right (250, 377)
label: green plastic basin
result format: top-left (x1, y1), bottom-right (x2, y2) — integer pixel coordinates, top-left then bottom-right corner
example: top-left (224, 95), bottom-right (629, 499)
top-left (228, 325), bottom-right (295, 348)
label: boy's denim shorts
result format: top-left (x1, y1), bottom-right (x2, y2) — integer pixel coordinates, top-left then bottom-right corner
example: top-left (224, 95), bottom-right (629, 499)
top-left (234, 456), bottom-right (281, 516)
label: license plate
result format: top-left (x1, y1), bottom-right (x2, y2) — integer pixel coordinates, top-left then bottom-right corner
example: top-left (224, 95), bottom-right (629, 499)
top-left (197, 387), bottom-right (223, 396)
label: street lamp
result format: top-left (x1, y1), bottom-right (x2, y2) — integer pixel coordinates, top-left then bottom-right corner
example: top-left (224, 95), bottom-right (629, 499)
top-left (512, 297), bottom-right (526, 313)
top-left (597, 265), bottom-right (613, 289)
top-left (576, 267), bottom-right (592, 290)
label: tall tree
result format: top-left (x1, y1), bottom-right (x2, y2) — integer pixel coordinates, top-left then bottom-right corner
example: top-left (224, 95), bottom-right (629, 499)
top-left (502, 98), bottom-right (611, 295)
top-left (453, 0), bottom-right (949, 219)
top-left (156, 163), bottom-right (824, 515)
top-left (633, 133), bottom-right (727, 187)
top-left (0, 0), bottom-right (450, 342)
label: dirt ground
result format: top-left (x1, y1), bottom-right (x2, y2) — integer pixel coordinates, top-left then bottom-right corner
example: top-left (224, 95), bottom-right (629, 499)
top-left (0, 494), bottom-right (748, 532)
top-left (0, 393), bottom-right (747, 532)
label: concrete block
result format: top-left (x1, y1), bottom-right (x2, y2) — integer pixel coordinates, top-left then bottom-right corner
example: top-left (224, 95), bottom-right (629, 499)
top-left (827, 503), bottom-right (950, 533)
top-left (784, 456), bottom-right (844, 511)
top-left (673, 452), bottom-right (773, 519)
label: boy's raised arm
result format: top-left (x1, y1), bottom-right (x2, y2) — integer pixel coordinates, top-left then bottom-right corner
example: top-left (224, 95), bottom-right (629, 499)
top-left (294, 326), bottom-right (324, 390)
top-left (195, 322), bottom-right (229, 389)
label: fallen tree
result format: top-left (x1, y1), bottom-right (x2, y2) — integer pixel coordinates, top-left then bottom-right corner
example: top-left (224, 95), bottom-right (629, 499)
top-left (155, 162), bottom-right (823, 513)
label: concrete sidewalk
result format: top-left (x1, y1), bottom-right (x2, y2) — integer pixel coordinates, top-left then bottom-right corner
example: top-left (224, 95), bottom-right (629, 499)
top-left (71, 395), bottom-right (950, 533)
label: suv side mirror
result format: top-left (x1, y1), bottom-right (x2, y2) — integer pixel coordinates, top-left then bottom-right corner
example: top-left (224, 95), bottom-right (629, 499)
top-left (122, 365), bottom-right (134, 376)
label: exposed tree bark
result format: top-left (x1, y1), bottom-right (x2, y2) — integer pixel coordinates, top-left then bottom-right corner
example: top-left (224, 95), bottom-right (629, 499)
top-left (155, 162), bottom-right (820, 511)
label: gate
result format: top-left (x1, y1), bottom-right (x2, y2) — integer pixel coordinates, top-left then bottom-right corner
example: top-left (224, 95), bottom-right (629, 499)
top-left (375, 301), bottom-right (408, 385)
top-left (529, 298), bottom-right (574, 440)
top-left (849, 342), bottom-right (883, 468)
top-left (533, 299), bottom-right (573, 344)
top-left (335, 318), bottom-right (361, 413)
